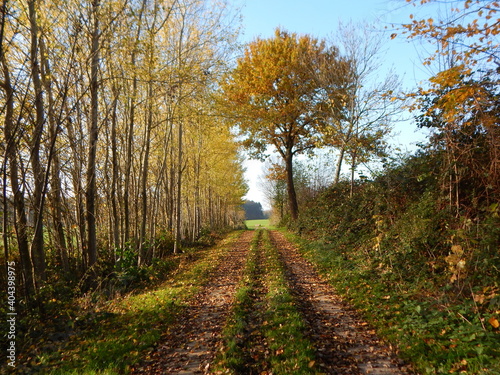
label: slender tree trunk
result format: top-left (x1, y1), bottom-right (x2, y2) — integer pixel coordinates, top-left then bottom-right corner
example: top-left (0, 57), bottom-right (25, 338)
top-left (66, 116), bottom-right (87, 269)
top-left (193, 155), bottom-right (201, 241)
top-left (40, 37), bottom-right (69, 274)
top-left (86, 0), bottom-right (100, 269)
top-left (169, 148), bottom-right (175, 232)
top-left (334, 122), bottom-right (354, 185)
top-left (124, 81), bottom-right (136, 245)
top-left (138, 82), bottom-right (153, 265)
top-left (173, 121), bottom-right (183, 254)
top-left (334, 147), bottom-right (345, 184)
top-left (28, 0), bottom-right (46, 287)
top-left (110, 89), bottom-right (121, 253)
top-left (124, 0), bottom-right (146, 247)
top-left (284, 150), bottom-right (299, 220)
top-left (350, 151), bottom-right (356, 198)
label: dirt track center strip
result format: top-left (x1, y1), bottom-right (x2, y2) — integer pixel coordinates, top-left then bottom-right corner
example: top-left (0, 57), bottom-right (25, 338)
top-left (215, 230), bottom-right (316, 374)
top-left (216, 230), bottom-right (410, 374)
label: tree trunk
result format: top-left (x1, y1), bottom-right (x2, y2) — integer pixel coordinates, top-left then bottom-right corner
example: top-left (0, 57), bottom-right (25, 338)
top-left (350, 151), bottom-right (356, 198)
top-left (173, 121), bottom-right (183, 254)
top-left (40, 36), bottom-right (69, 274)
top-left (138, 82), bottom-right (153, 265)
top-left (66, 115), bottom-right (87, 269)
top-left (124, 0), bottom-right (146, 247)
top-left (334, 147), bottom-right (345, 184)
top-left (124, 79), bottom-right (136, 246)
top-left (110, 89), bottom-right (121, 253)
top-left (28, 0), bottom-right (46, 287)
top-left (284, 150), bottom-right (299, 220)
top-left (86, 0), bottom-right (100, 269)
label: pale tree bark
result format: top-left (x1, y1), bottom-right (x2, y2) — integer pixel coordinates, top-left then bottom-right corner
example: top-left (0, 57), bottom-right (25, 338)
top-left (138, 81), bottom-right (153, 265)
top-left (124, 0), bottom-right (147, 246)
top-left (173, 119), bottom-right (183, 254)
top-left (66, 114), bottom-right (87, 267)
top-left (110, 87), bottom-right (121, 253)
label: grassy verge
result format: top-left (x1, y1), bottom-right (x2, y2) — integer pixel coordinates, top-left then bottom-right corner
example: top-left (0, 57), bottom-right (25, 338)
top-left (216, 229), bottom-right (315, 374)
top-left (30, 231), bottom-right (243, 375)
top-left (283, 230), bottom-right (500, 375)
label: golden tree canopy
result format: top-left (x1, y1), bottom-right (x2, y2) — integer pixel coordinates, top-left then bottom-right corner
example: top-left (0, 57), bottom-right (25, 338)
top-left (222, 28), bottom-right (345, 160)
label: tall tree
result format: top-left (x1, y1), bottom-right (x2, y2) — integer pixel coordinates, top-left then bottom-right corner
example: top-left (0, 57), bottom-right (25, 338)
top-left (222, 29), bottom-right (343, 220)
top-left (304, 22), bottom-right (403, 189)
top-left (324, 22), bottom-right (403, 194)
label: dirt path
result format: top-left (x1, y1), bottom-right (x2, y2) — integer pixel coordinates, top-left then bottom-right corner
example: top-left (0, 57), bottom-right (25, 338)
top-left (130, 231), bottom-right (254, 374)
top-left (131, 229), bottom-right (413, 374)
top-left (269, 230), bottom-right (413, 375)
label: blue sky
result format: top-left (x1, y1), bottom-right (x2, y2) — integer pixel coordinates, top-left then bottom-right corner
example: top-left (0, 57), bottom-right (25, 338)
top-left (236, 0), bottom-right (434, 206)
top-left (239, 0), bottom-right (394, 39)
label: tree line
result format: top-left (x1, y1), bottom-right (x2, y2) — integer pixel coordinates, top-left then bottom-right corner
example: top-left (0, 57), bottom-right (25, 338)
top-left (0, 0), bottom-right (246, 300)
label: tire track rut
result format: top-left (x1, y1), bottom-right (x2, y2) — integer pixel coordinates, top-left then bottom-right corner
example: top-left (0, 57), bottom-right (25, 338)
top-left (131, 230), bottom-right (253, 374)
top-left (269, 230), bottom-right (413, 375)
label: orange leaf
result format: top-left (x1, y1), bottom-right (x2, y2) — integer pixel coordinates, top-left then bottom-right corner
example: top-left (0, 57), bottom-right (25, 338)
top-left (488, 317), bottom-right (499, 329)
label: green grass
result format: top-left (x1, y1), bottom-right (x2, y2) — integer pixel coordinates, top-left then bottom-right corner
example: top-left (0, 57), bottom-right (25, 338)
top-left (37, 231), bottom-right (243, 375)
top-left (216, 229), bottom-right (315, 374)
top-left (260, 230), bottom-right (316, 374)
top-left (245, 219), bottom-right (275, 229)
top-left (215, 230), bottom-right (261, 372)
